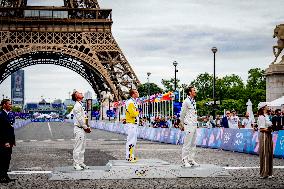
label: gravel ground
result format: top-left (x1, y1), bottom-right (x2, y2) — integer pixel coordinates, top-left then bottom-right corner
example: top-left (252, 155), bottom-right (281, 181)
top-left (0, 122), bottom-right (283, 189)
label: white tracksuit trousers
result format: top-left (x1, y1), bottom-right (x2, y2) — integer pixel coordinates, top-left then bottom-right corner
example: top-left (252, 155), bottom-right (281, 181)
top-left (125, 123), bottom-right (138, 160)
top-left (182, 125), bottom-right (197, 162)
top-left (73, 126), bottom-right (86, 165)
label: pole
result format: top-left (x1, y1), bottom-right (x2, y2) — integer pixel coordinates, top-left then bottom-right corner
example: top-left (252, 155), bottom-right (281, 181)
top-left (147, 82), bottom-right (150, 122)
top-left (101, 100), bottom-right (104, 120)
top-left (182, 87), bottom-right (185, 101)
top-left (174, 65), bottom-right (177, 91)
top-left (211, 47), bottom-right (217, 120)
top-left (108, 97), bottom-right (111, 121)
top-left (213, 51), bottom-right (216, 120)
top-left (118, 89), bottom-right (120, 121)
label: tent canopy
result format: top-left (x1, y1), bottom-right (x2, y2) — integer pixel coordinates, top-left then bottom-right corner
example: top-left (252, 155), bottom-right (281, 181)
top-left (270, 96), bottom-right (284, 107)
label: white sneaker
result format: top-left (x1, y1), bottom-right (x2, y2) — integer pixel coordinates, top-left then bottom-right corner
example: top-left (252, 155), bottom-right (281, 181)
top-left (190, 160), bottom-right (200, 167)
top-left (182, 159), bottom-right (193, 168)
top-left (80, 163), bottom-right (89, 169)
top-left (74, 164), bottom-right (84, 171)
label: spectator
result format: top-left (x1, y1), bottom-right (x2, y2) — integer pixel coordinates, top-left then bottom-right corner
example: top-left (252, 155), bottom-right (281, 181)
top-left (221, 111), bottom-right (230, 128)
top-left (216, 115), bottom-right (221, 127)
top-left (209, 115), bottom-right (216, 128)
top-left (174, 118), bottom-right (181, 129)
top-left (166, 116), bottom-right (172, 128)
top-left (257, 103), bottom-right (273, 179)
top-left (241, 112), bottom-right (254, 129)
top-left (272, 109), bottom-right (283, 131)
top-left (230, 110), bottom-right (240, 129)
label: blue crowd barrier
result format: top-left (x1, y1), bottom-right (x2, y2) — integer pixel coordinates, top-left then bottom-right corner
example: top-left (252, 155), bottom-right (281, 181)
top-left (89, 121), bottom-right (284, 158)
top-left (13, 119), bottom-right (32, 129)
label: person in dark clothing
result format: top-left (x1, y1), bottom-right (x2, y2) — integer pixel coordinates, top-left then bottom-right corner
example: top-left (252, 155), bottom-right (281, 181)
top-left (272, 109), bottom-right (283, 131)
top-left (221, 111), bottom-right (231, 128)
top-left (0, 99), bottom-right (15, 183)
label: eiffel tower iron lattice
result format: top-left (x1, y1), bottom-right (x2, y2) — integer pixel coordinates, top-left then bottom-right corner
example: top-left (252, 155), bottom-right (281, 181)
top-left (0, 0), bottom-right (140, 100)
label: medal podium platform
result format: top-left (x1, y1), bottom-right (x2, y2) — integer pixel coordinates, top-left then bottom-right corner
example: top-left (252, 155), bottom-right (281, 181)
top-left (49, 159), bottom-right (230, 180)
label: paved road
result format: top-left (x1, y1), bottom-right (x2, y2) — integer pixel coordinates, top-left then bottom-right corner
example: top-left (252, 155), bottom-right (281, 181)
top-left (0, 122), bottom-right (283, 188)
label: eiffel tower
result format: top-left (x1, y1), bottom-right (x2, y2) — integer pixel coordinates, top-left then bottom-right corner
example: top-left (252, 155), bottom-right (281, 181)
top-left (0, 0), bottom-right (140, 100)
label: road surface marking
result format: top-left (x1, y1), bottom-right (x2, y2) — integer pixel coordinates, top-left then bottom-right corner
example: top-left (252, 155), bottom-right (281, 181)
top-left (7, 166), bottom-right (284, 175)
top-left (8, 171), bottom-right (52, 175)
top-left (223, 166), bottom-right (284, 170)
top-left (48, 122), bottom-right (54, 138)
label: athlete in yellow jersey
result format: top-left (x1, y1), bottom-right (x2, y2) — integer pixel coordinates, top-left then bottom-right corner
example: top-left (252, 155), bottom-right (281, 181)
top-left (125, 89), bottom-right (140, 162)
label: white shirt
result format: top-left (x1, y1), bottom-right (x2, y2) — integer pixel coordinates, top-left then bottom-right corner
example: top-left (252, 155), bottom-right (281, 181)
top-left (180, 96), bottom-right (197, 126)
top-left (258, 114), bottom-right (272, 129)
top-left (230, 115), bottom-right (239, 129)
top-left (242, 118), bottom-right (253, 129)
top-left (72, 101), bottom-right (88, 129)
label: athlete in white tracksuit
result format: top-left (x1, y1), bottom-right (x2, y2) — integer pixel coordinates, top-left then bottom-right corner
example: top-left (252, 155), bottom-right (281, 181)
top-left (72, 91), bottom-right (91, 170)
top-left (179, 87), bottom-right (199, 167)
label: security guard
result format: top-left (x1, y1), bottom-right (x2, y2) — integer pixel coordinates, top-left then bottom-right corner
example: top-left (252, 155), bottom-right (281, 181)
top-left (0, 99), bottom-right (15, 183)
top-left (125, 89), bottom-right (140, 162)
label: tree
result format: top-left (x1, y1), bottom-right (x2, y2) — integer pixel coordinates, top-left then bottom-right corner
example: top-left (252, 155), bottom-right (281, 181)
top-left (12, 106), bottom-right (22, 112)
top-left (66, 105), bottom-right (74, 114)
top-left (137, 83), bottom-right (163, 97)
top-left (190, 73), bottom-right (213, 101)
top-left (219, 74), bottom-right (245, 100)
top-left (92, 103), bottom-right (100, 111)
top-left (247, 68), bottom-right (265, 90)
top-left (161, 78), bottom-right (180, 92)
top-left (245, 68), bottom-right (266, 112)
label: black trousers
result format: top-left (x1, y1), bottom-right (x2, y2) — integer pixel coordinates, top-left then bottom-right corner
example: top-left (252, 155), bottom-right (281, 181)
top-left (0, 146), bottom-right (12, 178)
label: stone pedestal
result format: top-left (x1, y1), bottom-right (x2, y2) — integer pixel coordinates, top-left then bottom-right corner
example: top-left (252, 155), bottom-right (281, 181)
top-left (265, 63), bottom-right (284, 102)
top-left (49, 159), bottom-right (230, 180)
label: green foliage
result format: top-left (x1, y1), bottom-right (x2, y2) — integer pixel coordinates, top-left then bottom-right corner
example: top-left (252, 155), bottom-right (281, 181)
top-left (190, 73), bottom-right (213, 101)
top-left (245, 68), bottom-right (266, 113)
top-left (196, 98), bottom-right (213, 116)
top-left (218, 99), bottom-right (246, 115)
top-left (161, 78), bottom-right (180, 92)
top-left (186, 68), bottom-right (266, 116)
top-left (247, 68), bottom-right (266, 90)
top-left (66, 105), bottom-right (74, 114)
top-left (219, 74), bottom-right (245, 100)
top-left (12, 106), bottom-right (22, 112)
top-left (138, 83), bottom-right (163, 97)
top-left (92, 103), bottom-right (100, 111)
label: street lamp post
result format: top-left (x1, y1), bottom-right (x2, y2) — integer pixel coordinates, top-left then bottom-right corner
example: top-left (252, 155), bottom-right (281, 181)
top-left (118, 88), bottom-right (120, 121)
top-left (108, 96), bottom-right (111, 121)
top-left (173, 61), bottom-right (178, 91)
top-left (147, 72), bottom-right (151, 122)
top-left (211, 47), bottom-right (218, 120)
top-left (173, 61), bottom-right (178, 103)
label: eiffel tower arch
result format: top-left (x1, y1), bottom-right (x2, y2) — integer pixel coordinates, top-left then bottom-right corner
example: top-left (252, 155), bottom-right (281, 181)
top-left (0, 0), bottom-right (140, 100)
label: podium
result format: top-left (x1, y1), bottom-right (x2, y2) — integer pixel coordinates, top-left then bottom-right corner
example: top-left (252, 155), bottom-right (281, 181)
top-left (49, 159), bottom-right (230, 180)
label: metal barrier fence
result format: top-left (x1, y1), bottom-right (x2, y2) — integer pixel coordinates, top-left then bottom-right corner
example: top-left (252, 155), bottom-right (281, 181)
top-left (89, 121), bottom-right (284, 158)
top-left (13, 119), bottom-right (32, 129)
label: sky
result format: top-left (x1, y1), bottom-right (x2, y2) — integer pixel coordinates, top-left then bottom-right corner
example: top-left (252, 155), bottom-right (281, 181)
top-left (0, 0), bottom-right (283, 102)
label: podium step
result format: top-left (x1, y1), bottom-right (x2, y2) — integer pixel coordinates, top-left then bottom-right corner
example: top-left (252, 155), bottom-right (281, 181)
top-left (49, 159), bottom-right (230, 180)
